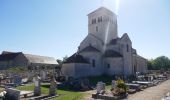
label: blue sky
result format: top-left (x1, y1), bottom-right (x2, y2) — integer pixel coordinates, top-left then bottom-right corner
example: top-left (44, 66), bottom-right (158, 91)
top-left (0, 0), bottom-right (170, 59)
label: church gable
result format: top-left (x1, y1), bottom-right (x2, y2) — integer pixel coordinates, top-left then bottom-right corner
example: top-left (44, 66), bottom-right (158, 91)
top-left (120, 33), bottom-right (132, 44)
top-left (79, 34), bottom-right (104, 52)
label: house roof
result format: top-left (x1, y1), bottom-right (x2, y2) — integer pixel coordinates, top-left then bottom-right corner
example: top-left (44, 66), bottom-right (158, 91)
top-left (104, 50), bottom-right (122, 58)
top-left (79, 45), bottom-right (100, 53)
top-left (2, 51), bottom-right (18, 55)
top-left (24, 54), bottom-right (58, 65)
top-left (0, 52), bottom-right (22, 61)
top-left (64, 53), bottom-right (89, 64)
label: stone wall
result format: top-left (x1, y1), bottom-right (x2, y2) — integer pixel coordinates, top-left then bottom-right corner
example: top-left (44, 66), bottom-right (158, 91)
top-left (79, 52), bottom-right (104, 76)
top-left (62, 63), bottom-right (75, 78)
top-left (0, 60), bottom-right (13, 70)
top-left (62, 63), bottom-right (90, 78)
top-left (104, 57), bottom-right (123, 75)
top-left (75, 63), bottom-right (90, 78)
top-left (79, 34), bottom-right (103, 52)
top-left (133, 55), bottom-right (147, 74)
top-left (13, 53), bottom-right (28, 67)
top-left (120, 34), bottom-right (133, 76)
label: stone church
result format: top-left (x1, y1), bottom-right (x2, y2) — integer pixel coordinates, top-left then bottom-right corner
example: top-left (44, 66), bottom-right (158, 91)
top-left (62, 7), bottom-right (147, 78)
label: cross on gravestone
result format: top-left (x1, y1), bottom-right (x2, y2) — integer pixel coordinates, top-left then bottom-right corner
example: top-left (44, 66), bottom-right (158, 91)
top-left (34, 75), bottom-right (41, 96)
top-left (49, 76), bottom-right (57, 96)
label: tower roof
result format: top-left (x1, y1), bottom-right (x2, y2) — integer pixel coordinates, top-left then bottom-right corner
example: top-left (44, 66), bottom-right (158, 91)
top-left (64, 54), bottom-right (89, 64)
top-left (107, 38), bottom-right (120, 45)
top-left (88, 7), bottom-right (115, 16)
top-left (104, 50), bottom-right (122, 58)
top-left (79, 45), bottom-right (100, 53)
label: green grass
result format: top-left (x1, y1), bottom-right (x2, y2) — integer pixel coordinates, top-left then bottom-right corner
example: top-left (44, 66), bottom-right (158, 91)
top-left (16, 75), bottom-right (114, 100)
top-left (16, 84), bottom-right (84, 100)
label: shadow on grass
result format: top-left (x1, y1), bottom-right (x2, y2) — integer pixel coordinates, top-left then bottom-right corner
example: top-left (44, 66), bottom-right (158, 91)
top-left (88, 74), bottom-right (115, 86)
top-left (41, 75), bottom-right (115, 92)
top-left (41, 84), bottom-right (78, 92)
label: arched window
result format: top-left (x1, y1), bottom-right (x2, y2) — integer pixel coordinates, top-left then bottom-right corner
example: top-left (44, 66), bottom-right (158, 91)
top-left (98, 16), bottom-right (102, 22)
top-left (92, 59), bottom-right (95, 67)
top-left (107, 64), bottom-right (110, 69)
top-left (127, 44), bottom-right (129, 52)
top-left (96, 26), bottom-right (98, 32)
top-left (92, 19), bottom-right (96, 24)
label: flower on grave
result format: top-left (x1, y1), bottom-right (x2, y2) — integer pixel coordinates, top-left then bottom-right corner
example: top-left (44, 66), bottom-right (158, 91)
top-left (111, 79), bottom-right (128, 96)
top-left (0, 91), bottom-right (7, 99)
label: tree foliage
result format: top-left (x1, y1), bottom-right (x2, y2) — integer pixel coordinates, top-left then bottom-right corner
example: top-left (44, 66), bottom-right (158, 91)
top-left (56, 55), bottom-right (68, 68)
top-left (148, 56), bottom-right (170, 70)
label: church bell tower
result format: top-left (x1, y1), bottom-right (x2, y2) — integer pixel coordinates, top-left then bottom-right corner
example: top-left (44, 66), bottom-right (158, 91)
top-left (88, 7), bottom-right (118, 44)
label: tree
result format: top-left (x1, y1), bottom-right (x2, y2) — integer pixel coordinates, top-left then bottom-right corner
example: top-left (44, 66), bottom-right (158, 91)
top-left (148, 56), bottom-right (170, 70)
top-left (147, 59), bottom-right (154, 70)
top-left (55, 56), bottom-right (68, 78)
top-left (56, 55), bottom-right (68, 68)
top-left (153, 56), bottom-right (170, 70)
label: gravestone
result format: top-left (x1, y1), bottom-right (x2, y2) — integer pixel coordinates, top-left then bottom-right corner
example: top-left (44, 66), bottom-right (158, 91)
top-left (14, 75), bottom-right (22, 86)
top-left (34, 75), bottom-right (41, 96)
top-left (111, 80), bottom-right (116, 89)
top-left (27, 71), bottom-right (33, 82)
top-left (40, 70), bottom-right (47, 81)
top-left (96, 82), bottom-right (105, 94)
top-left (148, 76), bottom-right (153, 82)
top-left (49, 76), bottom-right (57, 96)
top-left (6, 88), bottom-right (20, 100)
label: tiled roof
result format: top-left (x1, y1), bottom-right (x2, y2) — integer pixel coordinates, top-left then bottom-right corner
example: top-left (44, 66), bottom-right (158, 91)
top-left (64, 53), bottom-right (89, 64)
top-left (104, 50), bottom-right (122, 58)
top-left (108, 38), bottom-right (119, 45)
top-left (0, 51), bottom-right (57, 65)
top-left (24, 54), bottom-right (58, 65)
top-left (0, 52), bottom-right (21, 61)
top-left (79, 45), bottom-right (100, 53)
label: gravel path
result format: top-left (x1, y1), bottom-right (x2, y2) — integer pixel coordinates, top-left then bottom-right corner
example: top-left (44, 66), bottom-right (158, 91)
top-left (127, 79), bottom-right (170, 100)
top-left (82, 80), bottom-right (170, 100)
